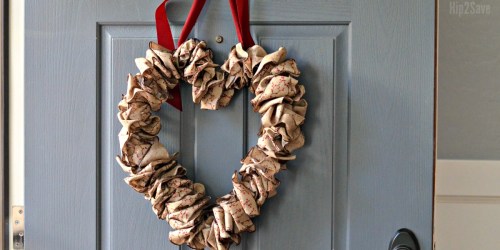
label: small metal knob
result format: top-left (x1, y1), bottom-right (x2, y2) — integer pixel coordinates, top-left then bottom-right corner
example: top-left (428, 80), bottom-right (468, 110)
top-left (215, 35), bottom-right (224, 43)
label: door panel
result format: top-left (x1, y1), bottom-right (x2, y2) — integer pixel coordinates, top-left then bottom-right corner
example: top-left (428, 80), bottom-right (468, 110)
top-left (25, 1), bottom-right (98, 249)
top-left (245, 26), bottom-right (347, 250)
top-left (100, 25), bottom-right (183, 250)
top-left (349, 1), bottom-right (434, 248)
top-left (96, 0), bottom-right (351, 23)
top-left (100, 21), bottom-right (348, 249)
top-left (26, 0), bottom-right (435, 249)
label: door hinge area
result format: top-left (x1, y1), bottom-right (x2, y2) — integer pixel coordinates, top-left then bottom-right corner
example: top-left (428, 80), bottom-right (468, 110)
top-left (12, 206), bottom-right (24, 249)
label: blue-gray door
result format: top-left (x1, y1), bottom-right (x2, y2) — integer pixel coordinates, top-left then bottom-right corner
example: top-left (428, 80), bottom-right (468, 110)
top-left (25, 0), bottom-right (435, 249)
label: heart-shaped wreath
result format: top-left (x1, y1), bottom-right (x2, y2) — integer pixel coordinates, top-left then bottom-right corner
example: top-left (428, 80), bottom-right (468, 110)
top-left (116, 1), bottom-right (307, 249)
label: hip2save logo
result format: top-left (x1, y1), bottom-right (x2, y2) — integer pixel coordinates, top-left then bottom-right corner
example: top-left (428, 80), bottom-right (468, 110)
top-left (449, 1), bottom-right (491, 16)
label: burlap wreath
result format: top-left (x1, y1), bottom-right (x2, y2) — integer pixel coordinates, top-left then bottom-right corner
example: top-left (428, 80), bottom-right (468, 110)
top-left (116, 38), bottom-right (307, 250)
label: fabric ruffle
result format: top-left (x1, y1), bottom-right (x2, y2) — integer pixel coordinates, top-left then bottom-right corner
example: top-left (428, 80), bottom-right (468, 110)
top-left (173, 39), bottom-right (231, 110)
top-left (116, 39), bottom-right (307, 250)
top-left (221, 43), bottom-right (266, 90)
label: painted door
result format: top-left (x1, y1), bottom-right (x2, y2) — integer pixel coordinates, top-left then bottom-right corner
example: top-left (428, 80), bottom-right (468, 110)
top-left (25, 0), bottom-right (435, 249)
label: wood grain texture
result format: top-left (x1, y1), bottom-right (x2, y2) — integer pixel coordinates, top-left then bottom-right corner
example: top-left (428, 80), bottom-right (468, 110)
top-left (97, 0), bottom-right (351, 23)
top-left (101, 20), bottom-right (346, 250)
top-left (25, 0), bottom-right (435, 249)
top-left (350, 0), bottom-right (435, 249)
top-left (437, 0), bottom-right (500, 160)
top-left (100, 25), bottom-right (181, 250)
top-left (333, 26), bottom-right (350, 250)
top-left (192, 0), bottom-right (245, 200)
top-left (25, 1), bottom-right (97, 249)
top-left (247, 27), bottom-right (340, 250)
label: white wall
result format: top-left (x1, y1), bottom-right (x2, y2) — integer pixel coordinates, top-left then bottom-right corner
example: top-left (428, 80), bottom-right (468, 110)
top-left (9, 0), bottom-right (24, 249)
top-left (437, 0), bottom-right (500, 160)
top-left (436, 1), bottom-right (500, 249)
top-left (435, 160), bottom-right (500, 249)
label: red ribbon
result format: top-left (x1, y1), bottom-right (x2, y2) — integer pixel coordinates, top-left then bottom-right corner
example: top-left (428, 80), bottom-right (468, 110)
top-left (229, 0), bottom-right (254, 49)
top-left (156, 0), bottom-right (207, 111)
top-left (178, 0), bottom-right (207, 47)
top-left (155, 0), bottom-right (253, 110)
top-left (155, 0), bottom-right (176, 51)
top-left (155, 0), bottom-right (182, 111)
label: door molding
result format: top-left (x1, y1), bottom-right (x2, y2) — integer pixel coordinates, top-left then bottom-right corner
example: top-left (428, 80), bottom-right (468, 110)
top-left (1, 0), bottom-right (8, 248)
top-left (435, 160), bottom-right (500, 249)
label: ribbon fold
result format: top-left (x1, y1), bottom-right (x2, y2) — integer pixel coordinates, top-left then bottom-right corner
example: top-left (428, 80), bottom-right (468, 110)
top-left (155, 0), bottom-right (255, 111)
top-left (229, 0), bottom-right (255, 49)
top-left (156, 0), bottom-right (207, 111)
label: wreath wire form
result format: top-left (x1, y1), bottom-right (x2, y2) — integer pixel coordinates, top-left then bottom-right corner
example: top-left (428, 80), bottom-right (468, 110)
top-left (116, 38), bottom-right (308, 250)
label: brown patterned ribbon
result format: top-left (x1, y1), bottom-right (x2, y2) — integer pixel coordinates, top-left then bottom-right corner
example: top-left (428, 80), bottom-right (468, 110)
top-left (116, 39), bottom-right (307, 250)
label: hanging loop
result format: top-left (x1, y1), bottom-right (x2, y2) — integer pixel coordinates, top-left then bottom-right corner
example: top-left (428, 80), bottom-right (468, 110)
top-left (154, 0), bottom-right (255, 110)
top-left (229, 0), bottom-right (255, 49)
top-left (178, 0), bottom-right (207, 47)
top-left (155, 0), bottom-right (175, 50)
top-left (155, 0), bottom-right (208, 111)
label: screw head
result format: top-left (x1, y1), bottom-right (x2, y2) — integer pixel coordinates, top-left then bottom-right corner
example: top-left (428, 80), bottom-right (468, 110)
top-left (14, 220), bottom-right (19, 224)
top-left (18, 209), bottom-right (23, 214)
top-left (19, 232), bottom-right (24, 237)
top-left (215, 35), bottom-right (224, 43)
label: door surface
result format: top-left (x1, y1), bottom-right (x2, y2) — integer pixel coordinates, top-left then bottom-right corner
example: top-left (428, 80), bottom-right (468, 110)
top-left (25, 0), bottom-right (435, 249)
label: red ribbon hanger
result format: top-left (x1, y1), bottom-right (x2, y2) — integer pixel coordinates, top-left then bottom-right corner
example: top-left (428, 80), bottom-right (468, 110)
top-left (155, 0), bottom-right (207, 111)
top-left (155, 0), bottom-right (176, 52)
top-left (155, 0), bottom-right (254, 111)
top-left (229, 0), bottom-right (254, 49)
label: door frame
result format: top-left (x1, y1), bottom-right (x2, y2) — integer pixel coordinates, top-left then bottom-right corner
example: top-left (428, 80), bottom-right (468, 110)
top-left (0, 0), bottom-right (8, 248)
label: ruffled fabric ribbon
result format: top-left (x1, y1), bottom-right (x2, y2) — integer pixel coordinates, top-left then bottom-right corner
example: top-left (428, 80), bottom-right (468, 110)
top-left (116, 39), bottom-right (307, 250)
